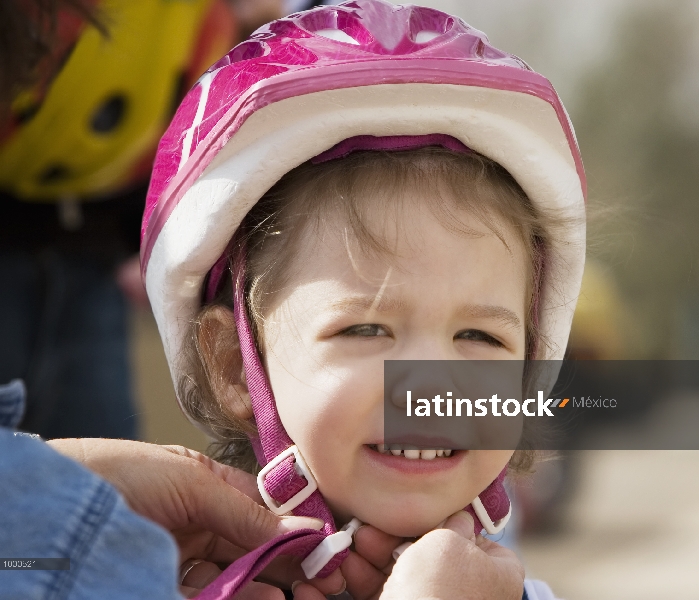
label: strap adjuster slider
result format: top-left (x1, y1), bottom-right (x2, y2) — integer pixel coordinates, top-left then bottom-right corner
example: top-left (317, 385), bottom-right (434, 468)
top-left (257, 445), bottom-right (318, 515)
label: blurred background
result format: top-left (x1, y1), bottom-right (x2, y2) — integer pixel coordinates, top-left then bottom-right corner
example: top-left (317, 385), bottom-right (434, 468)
top-left (398, 2), bottom-right (699, 599)
top-left (2, 1), bottom-right (698, 599)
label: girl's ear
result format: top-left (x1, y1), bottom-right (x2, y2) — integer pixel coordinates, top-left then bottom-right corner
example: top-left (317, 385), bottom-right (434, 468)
top-left (197, 304), bottom-right (254, 422)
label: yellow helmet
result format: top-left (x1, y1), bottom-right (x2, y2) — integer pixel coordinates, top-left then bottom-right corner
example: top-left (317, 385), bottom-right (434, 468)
top-left (0, 0), bottom-right (236, 201)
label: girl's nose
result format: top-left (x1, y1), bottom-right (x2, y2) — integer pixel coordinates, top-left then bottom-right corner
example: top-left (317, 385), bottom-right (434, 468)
top-left (386, 357), bottom-right (457, 411)
top-left (384, 358), bottom-right (478, 450)
top-left (396, 336), bottom-right (454, 362)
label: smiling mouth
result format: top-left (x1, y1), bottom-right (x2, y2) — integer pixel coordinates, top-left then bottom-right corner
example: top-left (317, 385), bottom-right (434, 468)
top-left (368, 444), bottom-right (455, 460)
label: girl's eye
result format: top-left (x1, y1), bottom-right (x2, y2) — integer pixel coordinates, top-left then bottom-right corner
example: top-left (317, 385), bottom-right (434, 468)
top-left (338, 324), bottom-right (389, 337)
top-left (455, 329), bottom-right (504, 348)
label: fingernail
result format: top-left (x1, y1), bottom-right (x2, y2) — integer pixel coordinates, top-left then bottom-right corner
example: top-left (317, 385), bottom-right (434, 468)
top-left (279, 516), bottom-right (325, 532)
top-left (330, 577), bottom-right (347, 596)
top-left (291, 580), bottom-right (302, 593)
top-left (392, 541), bottom-right (413, 560)
top-left (353, 524), bottom-right (368, 542)
top-left (436, 518), bottom-right (448, 529)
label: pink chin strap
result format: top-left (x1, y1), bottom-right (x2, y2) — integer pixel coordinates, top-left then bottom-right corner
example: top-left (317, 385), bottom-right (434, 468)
top-left (195, 136), bottom-right (511, 600)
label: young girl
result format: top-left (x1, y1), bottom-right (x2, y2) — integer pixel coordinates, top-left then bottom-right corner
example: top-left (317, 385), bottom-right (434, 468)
top-left (141, 1), bottom-right (586, 597)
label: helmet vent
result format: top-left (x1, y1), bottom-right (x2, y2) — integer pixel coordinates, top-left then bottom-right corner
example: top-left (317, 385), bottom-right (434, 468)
top-left (206, 40), bottom-right (269, 74)
top-left (315, 28), bottom-right (360, 45)
top-left (228, 41), bottom-right (269, 64)
top-left (414, 31), bottom-right (441, 44)
top-left (300, 9), bottom-right (374, 46)
top-left (408, 7), bottom-right (453, 41)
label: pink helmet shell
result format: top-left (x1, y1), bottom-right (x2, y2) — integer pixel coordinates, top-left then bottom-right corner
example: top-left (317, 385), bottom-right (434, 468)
top-left (142, 0), bottom-right (585, 433)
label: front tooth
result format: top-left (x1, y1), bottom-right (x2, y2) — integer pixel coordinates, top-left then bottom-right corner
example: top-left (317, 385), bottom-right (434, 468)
top-left (444, 449), bottom-right (453, 457)
top-left (390, 446), bottom-right (403, 456)
top-left (420, 449), bottom-right (437, 460)
top-left (436, 449), bottom-right (444, 457)
top-left (377, 443), bottom-right (387, 453)
top-left (404, 449), bottom-right (420, 459)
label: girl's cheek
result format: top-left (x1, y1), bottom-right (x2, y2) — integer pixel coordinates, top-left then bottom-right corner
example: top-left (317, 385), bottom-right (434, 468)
top-left (476, 450), bottom-right (514, 482)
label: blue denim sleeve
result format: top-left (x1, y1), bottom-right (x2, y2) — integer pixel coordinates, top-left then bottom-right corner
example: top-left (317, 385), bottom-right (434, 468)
top-left (0, 382), bottom-right (184, 600)
top-left (0, 379), bottom-right (25, 429)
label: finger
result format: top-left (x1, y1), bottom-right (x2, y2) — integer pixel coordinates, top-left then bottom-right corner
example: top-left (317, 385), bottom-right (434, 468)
top-left (307, 567), bottom-right (346, 596)
top-left (180, 585), bottom-right (200, 599)
top-left (258, 562), bottom-right (346, 597)
top-left (181, 560), bottom-right (222, 589)
top-left (254, 557), bottom-right (346, 596)
top-left (176, 521), bottom-right (324, 569)
top-left (475, 535), bottom-right (518, 559)
top-left (242, 551), bottom-right (344, 594)
top-left (177, 556), bottom-right (298, 600)
top-left (441, 510), bottom-right (476, 542)
top-left (178, 533), bottom-right (247, 565)
top-left (475, 537), bottom-right (526, 583)
top-left (353, 525), bottom-right (404, 570)
top-left (235, 581), bottom-right (287, 600)
top-left (161, 445), bottom-right (262, 502)
top-left (239, 551), bottom-right (306, 588)
top-left (179, 464), bottom-right (323, 551)
top-left (340, 550), bottom-right (388, 600)
top-left (291, 581), bottom-right (328, 600)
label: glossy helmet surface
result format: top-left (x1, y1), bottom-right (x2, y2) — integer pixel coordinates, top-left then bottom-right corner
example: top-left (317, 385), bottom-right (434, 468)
top-left (141, 0), bottom-right (586, 427)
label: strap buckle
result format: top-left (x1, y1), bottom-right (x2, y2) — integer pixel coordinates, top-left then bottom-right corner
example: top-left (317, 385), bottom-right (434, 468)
top-left (257, 445), bottom-right (318, 515)
top-left (301, 518), bottom-right (362, 579)
top-left (470, 496), bottom-right (512, 535)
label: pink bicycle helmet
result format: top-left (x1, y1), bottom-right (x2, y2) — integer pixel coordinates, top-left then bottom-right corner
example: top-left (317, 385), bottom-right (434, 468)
top-left (141, 1), bottom-right (586, 596)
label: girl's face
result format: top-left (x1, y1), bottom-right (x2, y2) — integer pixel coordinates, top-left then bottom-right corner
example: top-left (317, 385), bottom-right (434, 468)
top-left (261, 193), bottom-right (527, 537)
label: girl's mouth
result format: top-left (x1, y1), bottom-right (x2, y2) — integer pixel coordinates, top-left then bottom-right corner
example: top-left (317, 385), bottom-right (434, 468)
top-left (367, 444), bottom-right (454, 460)
top-left (363, 443), bottom-right (464, 475)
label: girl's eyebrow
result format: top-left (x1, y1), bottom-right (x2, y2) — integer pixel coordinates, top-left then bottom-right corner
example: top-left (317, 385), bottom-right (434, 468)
top-left (455, 304), bottom-right (522, 330)
top-left (328, 297), bottom-right (521, 329)
top-left (329, 295), bottom-right (407, 315)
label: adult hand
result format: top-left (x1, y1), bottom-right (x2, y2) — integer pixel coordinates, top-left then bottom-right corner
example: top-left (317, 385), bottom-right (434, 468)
top-left (338, 525), bottom-right (402, 600)
top-left (292, 523), bottom-right (402, 600)
top-left (46, 439), bottom-right (345, 598)
top-left (382, 511), bottom-right (525, 600)
top-left (293, 512), bottom-right (524, 600)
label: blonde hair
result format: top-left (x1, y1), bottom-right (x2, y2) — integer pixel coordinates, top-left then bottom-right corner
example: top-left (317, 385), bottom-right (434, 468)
top-left (180, 147), bottom-right (566, 473)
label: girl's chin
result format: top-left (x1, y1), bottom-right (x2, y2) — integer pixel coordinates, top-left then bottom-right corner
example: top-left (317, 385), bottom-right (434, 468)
top-left (362, 515), bottom-right (446, 538)
top-left (331, 504), bottom-right (455, 538)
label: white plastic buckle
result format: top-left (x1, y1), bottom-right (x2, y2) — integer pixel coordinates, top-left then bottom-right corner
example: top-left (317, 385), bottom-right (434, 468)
top-left (470, 496), bottom-right (512, 535)
top-left (257, 445), bottom-right (318, 516)
top-left (301, 518), bottom-right (362, 579)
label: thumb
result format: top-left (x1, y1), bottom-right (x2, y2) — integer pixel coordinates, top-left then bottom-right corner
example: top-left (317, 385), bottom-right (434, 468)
top-left (441, 510), bottom-right (477, 542)
top-left (183, 464), bottom-right (324, 551)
